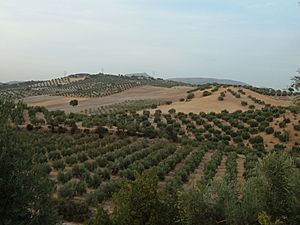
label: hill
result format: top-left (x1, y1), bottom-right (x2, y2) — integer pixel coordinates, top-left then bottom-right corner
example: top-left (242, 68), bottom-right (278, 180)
top-left (169, 77), bottom-right (247, 85)
top-left (0, 73), bottom-right (188, 98)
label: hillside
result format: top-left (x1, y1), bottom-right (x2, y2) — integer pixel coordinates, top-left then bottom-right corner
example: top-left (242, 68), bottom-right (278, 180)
top-left (3, 81), bottom-right (300, 224)
top-left (169, 77), bottom-right (247, 85)
top-left (0, 73), bottom-right (188, 98)
top-left (151, 85), bottom-right (292, 114)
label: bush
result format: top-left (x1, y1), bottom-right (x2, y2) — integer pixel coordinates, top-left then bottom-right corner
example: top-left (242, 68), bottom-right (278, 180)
top-left (57, 171), bottom-right (72, 184)
top-left (241, 101), bottom-right (248, 106)
top-left (187, 93), bottom-right (195, 100)
top-left (48, 151), bottom-right (61, 160)
top-left (279, 121), bottom-right (286, 128)
top-left (203, 91), bottom-right (212, 97)
top-left (52, 160), bottom-right (65, 170)
top-left (59, 180), bottom-right (87, 198)
top-left (278, 133), bottom-right (289, 142)
top-left (57, 200), bottom-right (90, 222)
top-left (168, 108), bottom-right (176, 114)
top-left (265, 127), bottom-right (274, 134)
top-left (218, 96), bottom-right (224, 101)
top-left (293, 124), bottom-right (300, 131)
top-left (249, 135), bottom-right (264, 144)
top-left (71, 164), bottom-right (87, 178)
top-left (248, 120), bottom-right (258, 128)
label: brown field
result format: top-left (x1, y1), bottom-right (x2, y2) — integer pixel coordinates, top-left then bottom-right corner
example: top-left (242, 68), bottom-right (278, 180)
top-left (23, 85), bottom-right (192, 113)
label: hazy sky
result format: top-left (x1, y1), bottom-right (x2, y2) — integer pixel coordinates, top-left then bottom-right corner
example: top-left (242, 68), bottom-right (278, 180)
top-left (0, 0), bottom-right (299, 88)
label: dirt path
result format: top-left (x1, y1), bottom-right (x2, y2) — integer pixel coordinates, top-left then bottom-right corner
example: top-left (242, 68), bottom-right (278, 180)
top-left (214, 154), bottom-right (227, 179)
top-left (183, 151), bottom-right (213, 190)
top-left (236, 154), bottom-right (246, 187)
top-left (158, 149), bottom-right (194, 188)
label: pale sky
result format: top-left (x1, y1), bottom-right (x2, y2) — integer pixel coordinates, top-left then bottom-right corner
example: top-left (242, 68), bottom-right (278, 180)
top-left (0, 0), bottom-right (299, 88)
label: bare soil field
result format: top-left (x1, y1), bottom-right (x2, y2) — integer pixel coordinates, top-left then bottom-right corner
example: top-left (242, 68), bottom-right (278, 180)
top-left (23, 85), bottom-right (192, 113)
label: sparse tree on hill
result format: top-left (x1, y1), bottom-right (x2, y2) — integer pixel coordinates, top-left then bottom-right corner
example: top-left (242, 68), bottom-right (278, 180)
top-left (69, 99), bottom-right (79, 107)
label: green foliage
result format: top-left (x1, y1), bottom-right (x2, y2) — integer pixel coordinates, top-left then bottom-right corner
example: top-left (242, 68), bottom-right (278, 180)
top-left (85, 207), bottom-right (113, 225)
top-left (57, 200), bottom-right (90, 223)
top-left (112, 170), bottom-right (181, 225)
top-left (0, 100), bottom-right (60, 225)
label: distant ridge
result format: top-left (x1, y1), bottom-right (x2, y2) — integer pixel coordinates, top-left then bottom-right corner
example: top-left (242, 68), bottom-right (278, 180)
top-left (169, 77), bottom-right (247, 86)
top-left (125, 72), bottom-right (152, 78)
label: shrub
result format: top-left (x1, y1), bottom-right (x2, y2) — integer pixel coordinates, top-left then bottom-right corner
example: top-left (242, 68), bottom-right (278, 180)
top-left (71, 164), bottom-right (87, 178)
top-left (249, 135), bottom-right (264, 144)
top-left (57, 200), bottom-right (90, 222)
top-left (265, 127), bottom-right (274, 134)
top-left (241, 101), bottom-right (248, 106)
top-left (218, 96), bottom-right (224, 101)
top-left (248, 120), bottom-right (258, 128)
top-left (293, 124), bottom-right (300, 131)
top-left (279, 121), bottom-right (286, 128)
top-left (59, 180), bottom-right (87, 199)
top-left (52, 160), bottom-right (65, 170)
top-left (48, 151), bottom-right (61, 160)
top-left (203, 91), bottom-right (212, 97)
top-left (77, 152), bottom-right (88, 163)
top-left (187, 93), bottom-right (195, 100)
top-left (65, 155), bottom-right (77, 165)
top-left (278, 133), bottom-right (289, 142)
top-left (57, 171), bottom-right (72, 184)
top-left (168, 108), bottom-right (176, 114)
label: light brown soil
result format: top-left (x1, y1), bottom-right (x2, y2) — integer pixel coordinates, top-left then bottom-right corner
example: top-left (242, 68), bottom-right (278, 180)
top-left (183, 151), bottom-right (213, 190)
top-left (23, 85), bottom-right (192, 113)
top-left (36, 112), bottom-right (45, 121)
top-left (22, 110), bottom-right (30, 124)
top-left (69, 76), bottom-right (86, 82)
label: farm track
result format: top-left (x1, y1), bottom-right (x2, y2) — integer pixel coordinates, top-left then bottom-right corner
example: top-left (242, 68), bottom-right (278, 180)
top-left (158, 149), bottom-right (195, 188)
top-left (214, 154), bottom-right (227, 179)
top-left (237, 154), bottom-right (246, 187)
top-left (183, 151), bottom-right (213, 190)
